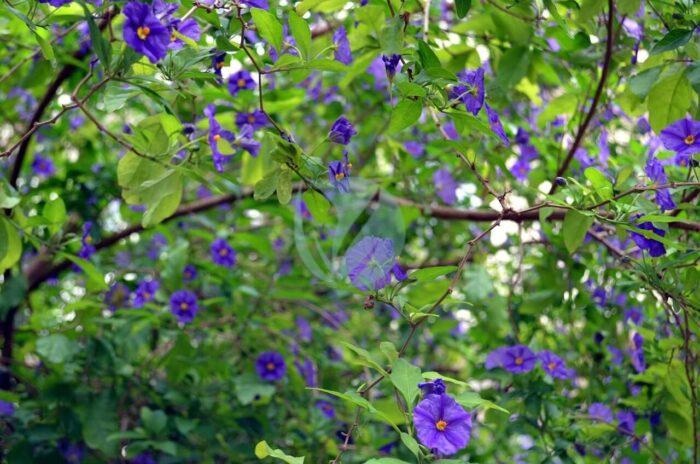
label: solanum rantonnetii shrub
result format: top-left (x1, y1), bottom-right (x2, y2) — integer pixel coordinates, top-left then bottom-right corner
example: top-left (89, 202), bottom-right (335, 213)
top-left (0, 0), bottom-right (698, 461)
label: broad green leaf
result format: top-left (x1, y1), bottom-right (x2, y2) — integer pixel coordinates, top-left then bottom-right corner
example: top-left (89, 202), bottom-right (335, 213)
top-left (59, 253), bottom-right (108, 291)
top-left (421, 371), bottom-right (467, 387)
top-left (647, 70), bottom-right (693, 132)
top-left (400, 433), bottom-right (420, 457)
top-left (410, 266), bottom-right (457, 282)
top-left (255, 441), bottom-right (305, 464)
top-left (255, 169), bottom-right (280, 200)
top-left (388, 99), bottom-right (422, 133)
top-left (562, 210), bottom-right (594, 254)
top-left (584, 167), bottom-right (612, 200)
top-left (251, 8), bottom-right (283, 52)
top-left (288, 12), bottom-right (312, 60)
top-left (497, 46), bottom-right (530, 90)
top-left (417, 40), bottom-right (441, 69)
top-left (629, 66), bottom-right (663, 98)
top-left (454, 391), bottom-right (509, 414)
top-left (276, 168), bottom-right (292, 205)
top-left (455, 0), bottom-right (471, 18)
top-left (43, 197), bottom-right (67, 234)
top-left (651, 29), bottom-right (693, 55)
top-left (36, 334), bottom-right (79, 364)
top-left (339, 341), bottom-right (387, 375)
top-left (0, 179), bottom-right (20, 209)
top-left (389, 359), bottom-right (422, 408)
top-left (0, 217), bottom-right (22, 273)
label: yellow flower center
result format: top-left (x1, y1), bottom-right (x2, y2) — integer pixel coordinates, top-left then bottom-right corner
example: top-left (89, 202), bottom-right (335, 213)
top-left (436, 420), bottom-right (447, 431)
top-left (180, 302), bottom-right (188, 310)
top-left (266, 362), bottom-right (276, 371)
top-left (684, 134), bottom-right (695, 145)
top-left (143, 292), bottom-right (151, 300)
top-left (213, 134), bottom-right (221, 141)
top-left (137, 26), bottom-right (151, 41)
top-left (237, 78), bottom-right (247, 88)
top-left (216, 61), bottom-right (225, 69)
top-left (170, 33), bottom-right (177, 43)
top-left (85, 236), bottom-right (92, 244)
top-left (219, 248), bottom-right (228, 256)
top-left (248, 115), bottom-right (256, 123)
top-left (335, 172), bottom-right (345, 181)
top-left (548, 362), bottom-right (556, 371)
top-left (515, 356), bottom-right (524, 366)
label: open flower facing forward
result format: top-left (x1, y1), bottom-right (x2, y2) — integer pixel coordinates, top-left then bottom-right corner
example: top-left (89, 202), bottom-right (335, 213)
top-left (123, 1), bottom-right (170, 63)
top-left (345, 236), bottom-right (396, 291)
top-left (211, 238), bottom-right (237, 267)
top-left (228, 70), bottom-right (256, 96)
top-left (328, 152), bottom-right (351, 192)
top-left (133, 279), bottom-right (159, 308)
top-left (170, 290), bottom-right (199, 324)
top-left (538, 350), bottom-right (572, 379)
top-left (414, 392), bottom-right (472, 456)
top-left (485, 344), bottom-right (537, 373)
top-left (659, 117), bottom-right (700, 162)
top-left (256, 351), bottom-right (286, 381)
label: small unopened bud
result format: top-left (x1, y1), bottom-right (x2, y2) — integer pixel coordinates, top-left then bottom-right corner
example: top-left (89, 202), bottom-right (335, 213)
top-left (555, 177), bottom-right (567, 186)
top-left (363, 294), bottom-right (375, 310)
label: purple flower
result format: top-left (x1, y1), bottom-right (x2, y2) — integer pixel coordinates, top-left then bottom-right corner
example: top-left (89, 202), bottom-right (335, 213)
top-left (328, 116), bottom-right (357, 145)
top-left (235, 110), bottom-right (268, 130)
top-left (382, 54), bottom-right (401, 79)
top-left (183, 264), bottom-right (197, 282)
top-left (630, 222), bottom-right (666, 257)
top-left (122, 2), bottom-right (170, 63)
top-left (133, 279), bottom-right (159, 308)
top-left (170, 290), bottom-right (199, 324)
top-left (621, 18), bottom-right (643, 40)
top-left (242, 0), bottom-right (269, 8)
top-left (486, 345), bottom-right (537, 373)
top-left (514, 127), bottom-right (530, 145)
top-left (630, 332), bottom-right (646, 373)
top-left (204, 104), bottom-right (236, 172)
top-left (328, 153), bottom-right (351, 192)
top-left (538, 350), bottom-right (571, 379)
top-left (105, 283), bottom-right (131, 311)
top-left (296, 316), bottom-right (312, 342)
top-left (418, 379), bottom-right (446, 395)
top-left (131, 452), bottom-right (157, 464)
top-left (168, 18), bottom-right (200, 50)
top-left (31, 154), bottom-right (55, 177)
top-left (228, 70), bottom-right (256, 96)
top-left (485, 104), bottom-right (509, 146)
top-left (345, 236), bottom-right (396, 291)
top-left (211, 51), bottom-right (226, 76)
top-left (333, 26), bottom-right (352, 65)
top-left (292, 198), bottom-right (313, 220)
top-left (78, 221), bottom-right (96, 261)
top-left (414, 393), bottom-right (472, 456)
top-left (316, 400), bottom-right (335, 418)
top-left (0, 400), bottom-right (15, 416)
top-left (404, 141), bottom-right (425, 158)
top-left (391, 262), bottom-right (407, 281)
top-left (256, 351), bottom-right (286, 381)
top-left (211, 238), bottom-right (237, 267)
top-left (39, 0), bottom-right (72, 6)
top-left (433, 169), bottom-right (458, 205)
top-left (644, 155), bottom-right (675, 211)
top-left (617, 410), bottom-right (636, 436)
top-left (589, 403), bottom-right (613, 423)
top-left (547, 37), bottom-right (561, 52)
top-left (607, 345), bottom-right (624, 365)
top-left (624, 307), bottom-right (643, 325)
top-left (659, 117), bottom-right (700, 164)
top-left (452, 68), bottom-right (485, 116)
top-left (637, 117), bottom-right (651, 134)
top-left (58, 440), bottom-right (85, 464)
top-left (295, 357), bottom-right (317, 386)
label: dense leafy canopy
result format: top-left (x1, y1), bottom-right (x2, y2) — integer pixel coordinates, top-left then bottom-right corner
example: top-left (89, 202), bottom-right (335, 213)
top-left (0, 0), bottom-right (698, 462)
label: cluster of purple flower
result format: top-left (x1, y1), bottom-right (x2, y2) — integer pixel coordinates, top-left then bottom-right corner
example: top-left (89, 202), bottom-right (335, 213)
top-left (205, 104), bottom-right (260, 172)
top-left (413, 379), bottom-right (473, 456)
top-left (344, 236), bottom-right (406, 291)
top-left (510, 128), bottom-right (539, 181)
top-left (485, 345), bottom-right (575, 380)
top-left (122, 1), bottom-right (200, 63)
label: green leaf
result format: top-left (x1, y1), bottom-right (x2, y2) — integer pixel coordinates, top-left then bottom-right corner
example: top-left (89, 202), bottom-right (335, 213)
top-left (417, 40), bottom-right (441, 69)
top-left (276, 169), bottom-right (292, 205)
top-left (339, 341), bottom-right (387, 375)
top-left (255, 169), bottom-right (280, 200)
top-left (251, 8), bottom-right (283, 52)
top-left (410, 266), bottom-right (457, 282)
top-left (629, 66), bottom-right (663, 98)
top-left (302, 190), bottom-right (331, 224)
top-left (81, 393), bottom-right (119, 454)
top-left (562, 210), bottom-right (594, 254)
top-left (141, 407), bottom-right (168, 434)
top-left (288, 12), bottom-right (312, 59)
top-left (234, 373), bottom-right (276, 405)
top-left (584, 167), bottom-right (612, 201)
top-left (496, 46), bottom-right (530, 90)
top-left (141, 170), bottom-right (183, 228)
top-left (59, 253), bottom-right (108, 291)
top-left (254, 441), bottom-right (305, 463)
top-left (651, 29), bottom-right (693, 55)
top-left (421, 371), bottom-right (467, 387)
top-left (81, 2), bottom-right (110, 69)
top-left (0, 217), bottom-right (22, 273)
top-left (0, 275), bottom-right (27, 319)
top-left (454, 391), bottom-right (509, 414)
top-left (400, 433), bottom-right (420, 457)
top-left (36, 334), bottom-right (79, 364)
top-left (0, 179), bottom-right (20, 209)
top-left (43, 197), bottom-right (67, 234)
top-left (389, 359), bottom-right (422, 408)
top-left (388, 99), bottom-right (422, 133)
top-left (647, 70), bottom-right (693, 132)
top-left (455, 0), bottom-right (471, 18)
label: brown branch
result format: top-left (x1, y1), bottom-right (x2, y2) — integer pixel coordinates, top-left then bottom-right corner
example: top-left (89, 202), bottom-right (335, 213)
top-left (548, 0), bottom-right (615, 194)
